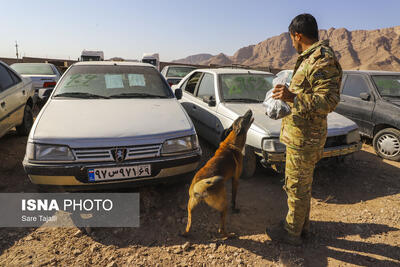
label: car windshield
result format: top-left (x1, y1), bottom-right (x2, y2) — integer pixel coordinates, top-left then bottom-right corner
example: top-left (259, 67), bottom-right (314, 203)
top-left (372, 75), bottom-right (400, 98)
top-left (54, 65), bottom-right (173, 99)
top-left (11, 63), bottom-right (55, 75)
top-left (220, 73), bottom-right (274, 102)
top-left (167, 67), bottom-right (196, 78)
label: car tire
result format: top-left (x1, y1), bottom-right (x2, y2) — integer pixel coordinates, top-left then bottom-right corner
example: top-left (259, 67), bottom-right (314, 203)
top-left (16, 105), bottom-right (33, 136)
top-left (373, 128), bottom-right (400, 161)
top-left (241, 146), bottom-right (257, 179)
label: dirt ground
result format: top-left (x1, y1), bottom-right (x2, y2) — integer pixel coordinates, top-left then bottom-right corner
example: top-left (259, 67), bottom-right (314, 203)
top-left (0, 130), bottom-right (399, 267)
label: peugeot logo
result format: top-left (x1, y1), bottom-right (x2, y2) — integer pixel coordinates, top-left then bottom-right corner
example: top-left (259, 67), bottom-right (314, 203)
top-left (112, 148), bottom-right (127, 163)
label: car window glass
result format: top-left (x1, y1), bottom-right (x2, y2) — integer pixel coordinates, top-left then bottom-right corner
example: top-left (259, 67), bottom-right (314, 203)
top-left (54, 65), bottom-right (173, 98)
top-left (8, 69), bottom-right (21, 84)
top-left (221, 74), bottom-right (273, 101)
top-left (342, 74), bottom-right (369, 98)
top-left (183, 72), bottom-right (202, 94)
top-left (372, 75), bottom-right (400, 97)
top-left (10, 63), bottom-right (54, 75)
top-left (196, 73), bottom-right (215, 98)
top-left (166, 67), bottom-right (196, 78)
top-left (0, 65), bottom-right (15, 91)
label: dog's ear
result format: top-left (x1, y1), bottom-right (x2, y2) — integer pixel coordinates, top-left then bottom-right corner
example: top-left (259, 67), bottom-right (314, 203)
top-left (220, 125), bottom-right (233, 141)
top-left (234, 119), bottom-right (245, 135)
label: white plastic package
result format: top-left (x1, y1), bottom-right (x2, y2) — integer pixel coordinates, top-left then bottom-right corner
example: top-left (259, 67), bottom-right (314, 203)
top-left (263, 72), bottom-right (292, 120)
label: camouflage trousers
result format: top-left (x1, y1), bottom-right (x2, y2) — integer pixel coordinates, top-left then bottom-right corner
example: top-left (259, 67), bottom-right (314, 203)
top-left (283, 146), bottom-right (323, 236)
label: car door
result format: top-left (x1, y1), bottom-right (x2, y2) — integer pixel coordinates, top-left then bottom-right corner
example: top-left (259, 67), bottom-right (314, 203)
top-left (0, 63), bottom-right (23, 136)
top-left (191, 72), bottom-right (221, 146)
top-left (180, 72), bottom-right (205, 135)
top-left (335, 73), bottom-right (375, 136)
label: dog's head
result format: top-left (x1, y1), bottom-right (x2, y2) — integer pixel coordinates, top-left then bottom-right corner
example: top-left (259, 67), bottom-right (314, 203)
top-left (221, 109), bottom-right (254, 144)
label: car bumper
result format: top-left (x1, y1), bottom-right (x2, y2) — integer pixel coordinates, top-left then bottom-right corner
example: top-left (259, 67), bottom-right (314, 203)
top-left (23, 151), bottom-right (200, 188)
top-left (257, 142), bottom-right (362, 163)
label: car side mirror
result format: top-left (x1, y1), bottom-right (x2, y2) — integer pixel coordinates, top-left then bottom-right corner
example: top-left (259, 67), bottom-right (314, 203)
top-left (202, 96), bottom-right (216, 107)
top-left (360, 92), bottom-right (370, 101)
top-left (174, 88), bottom-right (182, 100)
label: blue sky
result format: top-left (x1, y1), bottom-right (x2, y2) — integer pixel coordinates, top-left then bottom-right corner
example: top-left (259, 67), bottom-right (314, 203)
top-left (1, 0), bottom-right (399, 61)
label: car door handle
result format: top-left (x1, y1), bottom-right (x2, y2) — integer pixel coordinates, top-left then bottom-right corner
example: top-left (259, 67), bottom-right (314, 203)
top-left (22, 90), bottom-right (26, 95)
top-left (0, 102), bottom-right (5, 109)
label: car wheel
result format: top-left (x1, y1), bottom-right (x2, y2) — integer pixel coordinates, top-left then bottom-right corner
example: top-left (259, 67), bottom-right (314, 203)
top-left (373, 128), bottom-right (400, 161)
top-left (241, 146), bottom-right (257, 179)
top-left (16, 105), bottom-right (33, 136)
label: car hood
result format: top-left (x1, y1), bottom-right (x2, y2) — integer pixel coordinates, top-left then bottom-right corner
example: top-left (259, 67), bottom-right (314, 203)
top-left (384, 98), bottom-right (400, 107)
top-left (223, 103), bottom-right (358, 137)
top-left (32, 99), bottom-right (194, 147)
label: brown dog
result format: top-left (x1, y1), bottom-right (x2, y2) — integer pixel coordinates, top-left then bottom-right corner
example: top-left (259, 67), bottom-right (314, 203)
top-left (183, 109), bottom-right (254, 237)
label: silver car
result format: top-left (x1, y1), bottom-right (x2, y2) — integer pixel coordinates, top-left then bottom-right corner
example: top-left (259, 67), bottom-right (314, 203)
top-left (176, 68), bottom-right (361, 178)
top-left (0, 61), bottom-right (35, 138)
top-left (11, 63), bottom-right (62, 102)
top-left (23, 61), bottom-right (201, 189)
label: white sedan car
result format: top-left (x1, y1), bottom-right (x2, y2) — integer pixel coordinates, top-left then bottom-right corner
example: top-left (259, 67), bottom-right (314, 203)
top-left (176, 68), bottom-right (361, 178)
top-left (23, 62), bottom-right (201, 189)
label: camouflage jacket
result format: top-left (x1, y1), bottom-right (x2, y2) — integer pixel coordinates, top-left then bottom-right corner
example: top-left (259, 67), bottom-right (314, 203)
top-left (280, 40), bottom-right (342, 150)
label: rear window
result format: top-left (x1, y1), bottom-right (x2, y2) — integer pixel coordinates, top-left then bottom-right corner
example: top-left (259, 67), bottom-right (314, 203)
top-left (54, 65), bottom-right (173, 98)
top-left (11, 64), bottom-right (55, 75)
top-left (166, 67), bottom-right (196, 78)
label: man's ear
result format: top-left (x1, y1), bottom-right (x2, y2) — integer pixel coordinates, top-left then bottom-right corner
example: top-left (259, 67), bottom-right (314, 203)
top-left (295, 32), bottom-right (302, 41)
top-left (220, 125), bottom-right (233, 141)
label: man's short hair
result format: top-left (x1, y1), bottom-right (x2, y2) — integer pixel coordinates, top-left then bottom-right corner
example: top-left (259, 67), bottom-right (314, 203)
top-left (289, 14), bottom-right (319, 40)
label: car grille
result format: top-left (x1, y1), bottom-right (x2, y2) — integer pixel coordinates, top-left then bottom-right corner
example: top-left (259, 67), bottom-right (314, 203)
top-left (73, 144), bottom-right (162, 162)
top-left (324, 135), bottom-right (347, 148)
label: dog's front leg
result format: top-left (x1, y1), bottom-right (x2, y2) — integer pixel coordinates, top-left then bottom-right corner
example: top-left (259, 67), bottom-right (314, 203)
top-left (231, 177), bottom-right (240, 213)
top-left (231, 163), bottom-right (242, 213)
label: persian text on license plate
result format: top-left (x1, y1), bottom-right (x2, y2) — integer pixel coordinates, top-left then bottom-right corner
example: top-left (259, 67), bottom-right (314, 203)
top-left (88, 165), bottom-right (151, 182)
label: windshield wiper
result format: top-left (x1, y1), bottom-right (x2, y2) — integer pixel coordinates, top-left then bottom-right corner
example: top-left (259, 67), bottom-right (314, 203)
top-left (109, 93), bottom-right (169, 98)
top-left (225, 98), bottom-right (262, 103)
top-left (53, 92), bottom-right (110, 99)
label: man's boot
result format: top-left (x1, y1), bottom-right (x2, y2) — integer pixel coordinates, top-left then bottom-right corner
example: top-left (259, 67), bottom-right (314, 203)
top-left (265, 223), bottom-right (302, 246)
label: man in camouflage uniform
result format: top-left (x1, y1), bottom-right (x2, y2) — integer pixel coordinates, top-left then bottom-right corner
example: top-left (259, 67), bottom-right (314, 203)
top-left (266, 14), bottom-right (342, 245)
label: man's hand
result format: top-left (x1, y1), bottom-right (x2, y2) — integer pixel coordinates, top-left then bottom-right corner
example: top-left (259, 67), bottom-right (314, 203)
top-left (272, 84), bottom-right (296, 103)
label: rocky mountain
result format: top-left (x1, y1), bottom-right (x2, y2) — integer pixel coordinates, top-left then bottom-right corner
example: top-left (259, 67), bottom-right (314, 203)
top-left (174, 26), bottom-right (400, 71)
top-left (172, 53), bottom-right (213, 64)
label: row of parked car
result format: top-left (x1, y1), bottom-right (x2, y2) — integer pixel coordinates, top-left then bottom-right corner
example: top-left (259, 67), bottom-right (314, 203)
top-left (0, 60), bottom-right (398, 190)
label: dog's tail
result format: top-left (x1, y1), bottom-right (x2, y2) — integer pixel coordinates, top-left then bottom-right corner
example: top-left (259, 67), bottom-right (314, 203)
top-left (193, 176), bottom-right (224, 198)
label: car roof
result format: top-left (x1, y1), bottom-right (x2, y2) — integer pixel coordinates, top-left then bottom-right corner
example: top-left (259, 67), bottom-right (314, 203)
top-left (73, 61), bottom-right (155, 68)
top-left (10, 62), bottom-right (55, 66)
top-left (167, 65), bottom-right (197, 68)
top-left (343, 70), bottom-right (400, 75)
top-left (194, 68), bottom-right (273, 75)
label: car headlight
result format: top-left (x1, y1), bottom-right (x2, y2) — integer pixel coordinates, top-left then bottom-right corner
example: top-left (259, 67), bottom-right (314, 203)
top-left (262, 138), bottom-right (286, 153)
top-left (26, 142), bottom-right (75, 161)
top-left (161, 135), bottom-right (199, 155)
top-left (346, 129), bottom-right (361, 144)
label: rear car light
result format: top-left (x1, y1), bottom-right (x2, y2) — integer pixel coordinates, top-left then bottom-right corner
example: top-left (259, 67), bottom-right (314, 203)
top-left (168, 82), bottom-right (173, 87)
top-left (43, 82), bottom-right (57, 88)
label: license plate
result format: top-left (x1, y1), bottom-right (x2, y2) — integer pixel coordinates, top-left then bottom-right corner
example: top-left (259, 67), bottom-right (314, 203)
top-left (88, 165), bottom-right (151, 182)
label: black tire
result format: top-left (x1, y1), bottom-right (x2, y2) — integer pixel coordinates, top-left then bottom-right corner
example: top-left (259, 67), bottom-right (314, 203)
top-left (241, 146), bottom-right (257, 179)
top-left (16, 105), bottom-right (33, 136)
top-left (373, 128), bottom-right (400, 161)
